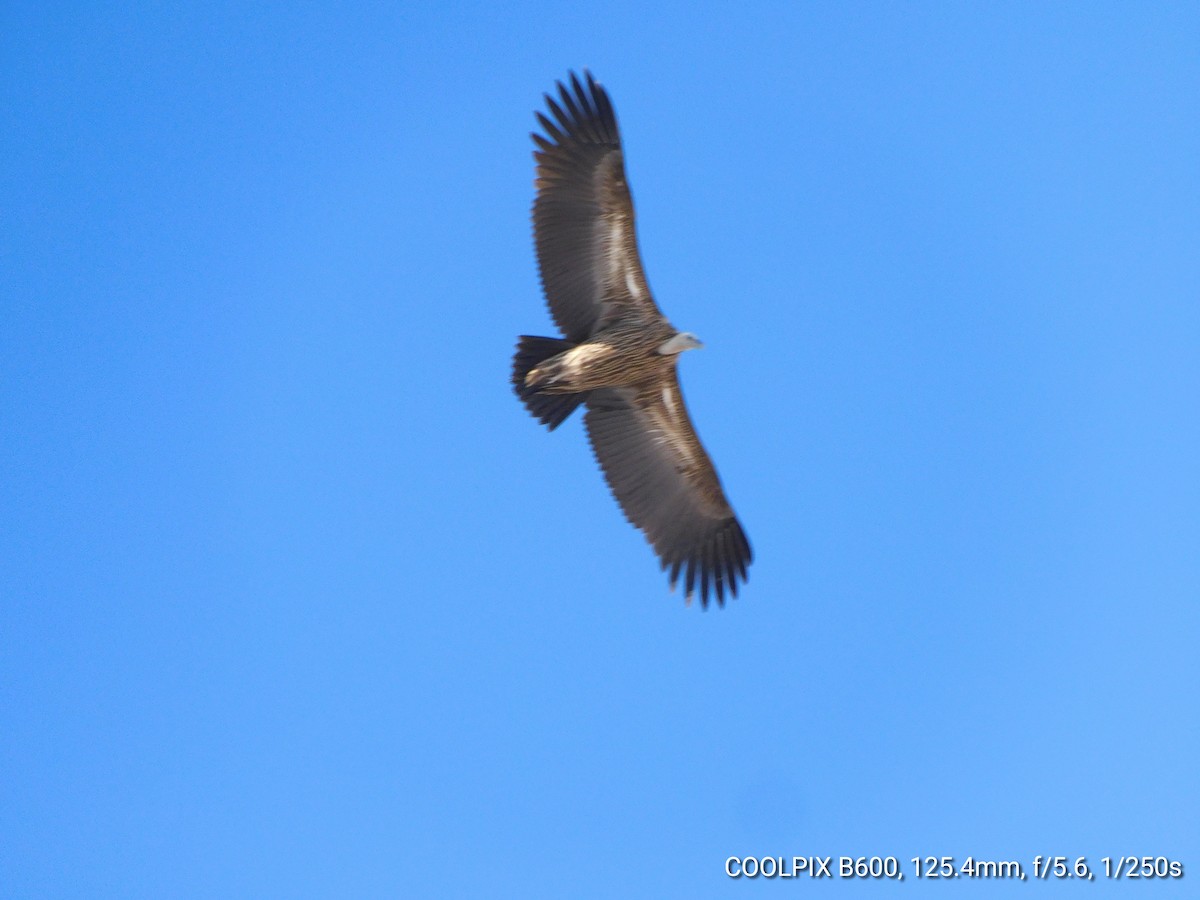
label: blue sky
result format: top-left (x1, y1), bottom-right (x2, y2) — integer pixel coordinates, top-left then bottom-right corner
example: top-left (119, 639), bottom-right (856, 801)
top-left (3, 2), bottom-right (1197, 897)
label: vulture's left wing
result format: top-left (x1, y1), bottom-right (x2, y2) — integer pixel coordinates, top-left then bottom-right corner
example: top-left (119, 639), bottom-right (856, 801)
top-left (531, 71), bottom-right (664, 343)
top-left (584, 376), bottom-right (751, 606)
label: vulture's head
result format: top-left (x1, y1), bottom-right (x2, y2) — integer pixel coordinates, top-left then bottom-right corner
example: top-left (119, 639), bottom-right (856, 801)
top-left (658, 332), bottom-right (704, 355)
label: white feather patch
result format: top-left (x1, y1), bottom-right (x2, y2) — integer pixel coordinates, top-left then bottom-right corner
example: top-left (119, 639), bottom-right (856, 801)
top-left (604, 216), bottom-right (640, 301)
top-left (661, 386), bottom-right (678, 419)
top-left (651, 398), bottom-right (695, 466)
top-left (565, 344), bottom-right (607, 375)
top-left (624, 267), bottom-right (641, 300)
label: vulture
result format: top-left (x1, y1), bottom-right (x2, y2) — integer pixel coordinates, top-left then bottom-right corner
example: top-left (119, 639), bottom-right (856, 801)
top-left (512, 71), bottom-right (752, 607)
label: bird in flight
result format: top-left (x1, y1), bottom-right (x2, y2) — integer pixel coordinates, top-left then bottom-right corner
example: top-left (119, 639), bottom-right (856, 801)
top-left (512, 71), bottom-right (752, 607)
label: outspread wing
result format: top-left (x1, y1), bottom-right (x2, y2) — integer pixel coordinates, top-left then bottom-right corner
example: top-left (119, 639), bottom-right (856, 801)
top-left (584, 376), bottom-right (752, 607)
top-left (532, 71), bottom-right (662, 342)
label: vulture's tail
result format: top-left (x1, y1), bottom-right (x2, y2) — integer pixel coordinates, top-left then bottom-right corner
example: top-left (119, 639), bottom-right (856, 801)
top-left (512, 335), bottom-right (586, 430)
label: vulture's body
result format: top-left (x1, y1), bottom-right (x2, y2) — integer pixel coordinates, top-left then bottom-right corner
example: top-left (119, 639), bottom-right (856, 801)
top-left (512, 71), bottom-right (752, 607)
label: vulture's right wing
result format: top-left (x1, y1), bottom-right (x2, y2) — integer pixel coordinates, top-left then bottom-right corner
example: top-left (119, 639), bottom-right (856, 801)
top-left (584, 376), bottom-right (751, 607)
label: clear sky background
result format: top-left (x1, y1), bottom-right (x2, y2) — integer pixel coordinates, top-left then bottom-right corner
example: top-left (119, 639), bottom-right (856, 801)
top-left (3, 2), bottom-right (1197, 897)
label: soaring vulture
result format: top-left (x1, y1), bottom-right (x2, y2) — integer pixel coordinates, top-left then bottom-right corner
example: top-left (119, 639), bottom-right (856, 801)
top-left (512, 71), bottom-right (752, 607)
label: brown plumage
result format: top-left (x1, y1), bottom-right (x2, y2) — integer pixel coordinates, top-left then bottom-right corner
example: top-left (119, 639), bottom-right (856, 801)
top-left (512, 71), bottom-right (752, 607)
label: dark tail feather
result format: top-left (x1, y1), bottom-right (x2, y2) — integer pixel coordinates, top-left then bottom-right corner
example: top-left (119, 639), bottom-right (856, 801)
top-left (512, 335), bottom-right (586, 430)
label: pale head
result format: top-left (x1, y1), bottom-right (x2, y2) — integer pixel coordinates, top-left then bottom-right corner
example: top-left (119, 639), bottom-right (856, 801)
top-left (657, 332), bottom-right (704, 355)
